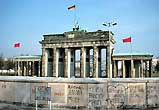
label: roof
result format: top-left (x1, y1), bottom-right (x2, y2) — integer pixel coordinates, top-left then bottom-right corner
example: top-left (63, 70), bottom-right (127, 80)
top-left (112, 53), bottom-right (153, 60)
top-left (113, 53), bottom-right (153, 57)
top-left (40, 31), bottom-right (112, 44)
top-left (14, 55), bottom-right (41, 59)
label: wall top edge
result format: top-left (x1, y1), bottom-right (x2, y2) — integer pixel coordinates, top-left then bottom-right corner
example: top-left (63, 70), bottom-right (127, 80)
top-left (0, 76), bottom-right (159, 83)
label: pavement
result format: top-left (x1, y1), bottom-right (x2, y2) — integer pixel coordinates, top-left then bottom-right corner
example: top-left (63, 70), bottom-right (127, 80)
top-left (0, 103), bottom-right (47, 110)
top-left (1, 103), bottom-right (159, 110)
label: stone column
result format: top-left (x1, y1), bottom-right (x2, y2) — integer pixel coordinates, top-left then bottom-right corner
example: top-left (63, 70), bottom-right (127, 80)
top-left (149, 60), bottom-right (152, 77)
top-left (85, 48), bottom-right (90, 77)
top-left (21, 61), bottom-right (24, 76)
top-left (22, 62), bottom-right (25, 76)
top-left (17, 61), bottom-right (19, 76)
top-left (113, 60), bottom-right (117, 78)
top-left (19, 61), bottom-right (22, 76)
top-left (42, 48), bottom-right (46, 77)
top-left (29, 61), bottom-right (31, 76)
top-left (141, 60), bottom-right (144, 77)
top-left (70, 49), bottom-right (75, 77)
top-left (106, 46), bottom-right (112, 78)
top-left (64, 48), bottom-right (70, 78)
top-left (38, 61), bottom-right (41, 77)
top-left (24, 62), bottom-right (26, 76)
top-left (31, 61), bottom-right (33, 76)
top-left (53, 47), bottom-right (57, 77)
top-left (17, 61), bottom-right (20, 76)
top-left (58, 49), bottom-right (64, 77)
top-left (131, 60), bottom-right (135, 78)
top-left (16, 61), bottom-right (18, 76)
top-left (14, 61), bottom-right (17, 76)
top-left (28, 61), bottom-right (30, 76)
top-left (20, 61), bottom-right (22, 76)
top-left (80, 47), bottom-right (86, 78)
top-left (67, 49), bottom-right (71, 78)
top-left (26, 61), bottom-right (28, 76)
top-left (56, 49), bottom-right (59, 77)
top-left (31, 61), bottom-right (35, 76)
top-left (20, 61), bottom-right (23, 76)
top-left (22, 61), bottom-right (24, 76)
top-left (93, 46), bottom-right (99, 78)
top-left (122, 60), bottom-right (126, 78)
top-left (98, 48), bottom-right (101, 77)
top-left (145, 61), bottom-right (148, 77)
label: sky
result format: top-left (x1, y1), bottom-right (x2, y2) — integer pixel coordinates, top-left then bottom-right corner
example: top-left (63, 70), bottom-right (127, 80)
top-left (0, 0), bottom-right (159, 58)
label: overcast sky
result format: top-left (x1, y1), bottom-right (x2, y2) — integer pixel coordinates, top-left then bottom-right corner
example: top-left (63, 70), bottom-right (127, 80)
top-left (0, 0), bottom-right (159, 57)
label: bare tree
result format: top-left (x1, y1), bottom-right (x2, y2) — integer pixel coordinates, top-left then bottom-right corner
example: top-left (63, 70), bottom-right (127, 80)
top-left (4, 59), bottom-right (14, 70)
top-left (0, 53), bottom-right (14, 70)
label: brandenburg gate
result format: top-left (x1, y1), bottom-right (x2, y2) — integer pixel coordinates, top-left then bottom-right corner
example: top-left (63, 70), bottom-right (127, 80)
top-left (39, 31), bottom-right (115, 78)
top-left (14, 30), bottom-right (153, 78)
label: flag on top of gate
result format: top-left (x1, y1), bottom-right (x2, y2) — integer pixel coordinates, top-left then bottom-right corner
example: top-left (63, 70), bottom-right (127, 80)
top-left (68, 5), bottom-right (76, 10)
top-left (122, 37), bottom-right (131, 43)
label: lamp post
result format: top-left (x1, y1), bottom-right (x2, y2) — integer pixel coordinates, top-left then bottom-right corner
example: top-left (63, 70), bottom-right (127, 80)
top-left (102, 21), bottom-right (117, 43)
top-left (102, 22), bottom-right (117, 27)
top-left (102, 21), bottom-right (117, 78)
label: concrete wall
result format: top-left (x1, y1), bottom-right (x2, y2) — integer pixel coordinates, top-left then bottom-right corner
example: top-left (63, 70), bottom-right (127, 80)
top-left (0, 76), bottom-right (159, 109)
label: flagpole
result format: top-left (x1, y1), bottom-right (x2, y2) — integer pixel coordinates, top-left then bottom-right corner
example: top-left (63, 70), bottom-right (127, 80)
top-left (68, 5), bottom-right (77, 31)
top-left (122, 37), bottom-right (132, 77)
top-left (74, 5), bottom-right (76, 28)
top-left (14, 42), bottom-right (21, 56)
top-left (130, 38), bottom-right (133, 77)
top-left (102, 21), bottom-right (117, 78)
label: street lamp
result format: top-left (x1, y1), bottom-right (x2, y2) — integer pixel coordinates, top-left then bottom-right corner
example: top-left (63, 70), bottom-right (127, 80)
top-left (102, 22), bottom-right (117, 27)
top-left (102, 21), bottom-right (117, 42)
top-left (102, 21), bottom-right (117, 78)
top-left (102, 21), bottom-right (117, 40)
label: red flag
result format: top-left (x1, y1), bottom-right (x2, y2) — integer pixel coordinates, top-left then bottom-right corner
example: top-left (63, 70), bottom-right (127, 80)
top-left (68, 5), bottom-right (75, 10)
top-left (122, 37), bottom-right (131, 43)
top-left (14, 43), bottom-right (20, 48)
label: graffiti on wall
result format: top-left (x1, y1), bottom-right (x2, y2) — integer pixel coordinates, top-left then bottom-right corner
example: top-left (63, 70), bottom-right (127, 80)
top-left (0, 82), bottom-right (15, 102)
top-left (49, 83), bottom-right (65, 103)
top-left (1, 79), bottom-right (159, 109)
top-left (128, 83), bottom-right (145, 105)
top-left (1, 82), bottom-right (6, 88)
top-left (108, 83), bottom-right (127, 107)
top-left (147, 83), bottom-right (159, 105)
top-left (67, 84), bottom-right (87, 106)
top-left (88, 84), bottom-right (107, 108)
